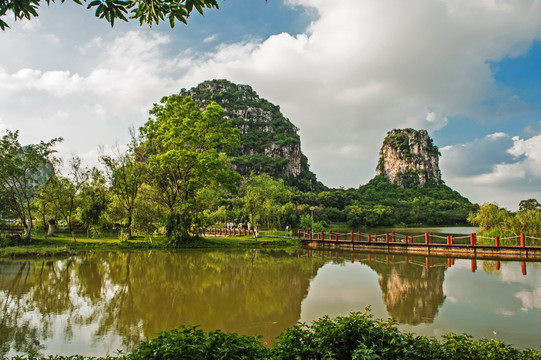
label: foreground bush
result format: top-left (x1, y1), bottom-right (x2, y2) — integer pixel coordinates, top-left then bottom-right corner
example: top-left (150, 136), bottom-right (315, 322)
top-left (5, 311), bottom-right (541, 360)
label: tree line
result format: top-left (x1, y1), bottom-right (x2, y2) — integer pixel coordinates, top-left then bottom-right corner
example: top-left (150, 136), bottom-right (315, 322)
top-left (468, 199), bottom-right (541, 239)
top-left (1, 94), bottom-right (483, 246)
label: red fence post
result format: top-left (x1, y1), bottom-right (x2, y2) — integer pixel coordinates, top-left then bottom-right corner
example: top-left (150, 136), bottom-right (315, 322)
top-left (470, 233), bottom-right (476, 247)
top-left (446, 236), bottom-right (450, 246)
top-left (368, 234), bottom-right (371, 243)
top-left (358, 231), bottom-right (361, 241)
top-left (410, 235), bottom-right (414, 244)
top-left (404, 235), bottom-right (408, 244)
top-left (495, 236), bottom-right (499, 247)
top-left (392, 231), bottom-right (395, 242)
top-left (522, 262), bottom-right (527, 275)
top-left (520, 233), bottom-right (526, 248)
top-left (386, 232), bottom-right (389, 244)
top-left (374, 234), bottom-right (378, 242)
top-left (321, 231), bottom-right (324, 240)
top-left (425, 233), bottom-right (428, 245)
top-left (335, 233), bottom-right (339, 242)
top-left (351, 231), bottom-right (354, 242)
top-left (450, 236), bottom-right (454, 245)
top-left (308, 232), bottom-right (312, 240)
top-left (329, 230), bottom-right (332, 241)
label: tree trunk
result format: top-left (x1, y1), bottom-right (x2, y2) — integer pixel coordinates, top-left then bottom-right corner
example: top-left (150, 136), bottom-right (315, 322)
top-left (71, 230), bottom-right (77, 242)
top-left (22, 219), bottom-right (32, 243)
top-left (47, 221), bottom-right (56, 237)
top-left (127, 214), bottom-right (133, 239)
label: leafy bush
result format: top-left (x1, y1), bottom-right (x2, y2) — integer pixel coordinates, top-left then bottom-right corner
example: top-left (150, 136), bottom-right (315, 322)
top-left (128, 325), bottom-right (271, 360)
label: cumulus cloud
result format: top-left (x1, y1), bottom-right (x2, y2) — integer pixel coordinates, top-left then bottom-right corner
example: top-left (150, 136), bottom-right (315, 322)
top-left (0, 31), bottom-right (184, 165)
top-left (441, 132), bottom-right (541, 209)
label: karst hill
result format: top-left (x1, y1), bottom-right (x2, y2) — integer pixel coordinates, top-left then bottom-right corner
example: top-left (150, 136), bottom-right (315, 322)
top-left (376, 128), bottom-right (442, 188)
top-left (179, 79), bottom-right (318, 191)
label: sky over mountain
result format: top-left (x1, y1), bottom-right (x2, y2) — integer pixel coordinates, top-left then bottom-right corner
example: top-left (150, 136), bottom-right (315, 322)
top-left (1, 0), bottom-right (541, 210)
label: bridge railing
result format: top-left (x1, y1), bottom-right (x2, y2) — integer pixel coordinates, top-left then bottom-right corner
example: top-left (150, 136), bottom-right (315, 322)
top-left (297, 230), bottom-right (541, 248)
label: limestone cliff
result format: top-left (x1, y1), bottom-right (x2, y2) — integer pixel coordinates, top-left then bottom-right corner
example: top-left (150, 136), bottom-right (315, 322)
top-left (376, 129), bottom-right (441, 188)
top-left (179, 79), bottom-right (316, 190)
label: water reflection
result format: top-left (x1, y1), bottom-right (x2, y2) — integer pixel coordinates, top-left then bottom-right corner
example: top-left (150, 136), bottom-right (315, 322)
top-left (0, 249), bottom-right (325, 357)
top-left (1, 249), bottom-right (541, 356)
top-left (366, 256), bottom-right (447, 324)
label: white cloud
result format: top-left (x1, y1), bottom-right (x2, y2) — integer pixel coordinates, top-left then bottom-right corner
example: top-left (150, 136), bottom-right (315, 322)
top-left (203, 34), bottom-right (218, 43)
top-left (441, 132), bottom-right (541, 209)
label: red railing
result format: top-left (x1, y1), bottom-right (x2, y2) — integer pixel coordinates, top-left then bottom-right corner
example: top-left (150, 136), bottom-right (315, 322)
top-left (297, 230), bottom-right (541, 248)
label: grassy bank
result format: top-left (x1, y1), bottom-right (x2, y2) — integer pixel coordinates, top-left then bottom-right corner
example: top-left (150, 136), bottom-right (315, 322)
top-left (0, 230), bottom-right (300, 258)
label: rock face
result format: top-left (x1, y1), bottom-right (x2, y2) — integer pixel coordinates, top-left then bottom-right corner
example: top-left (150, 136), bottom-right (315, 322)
top-left (180, 80), bottom-right (316, 190)
top-left (376, 129), bottom-right (441, 188)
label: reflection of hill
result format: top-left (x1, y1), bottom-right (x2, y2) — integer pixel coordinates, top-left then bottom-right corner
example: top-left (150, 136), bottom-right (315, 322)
top-left (365, 256), bottom-right (447, 325)
top-left (0, 250), bottom-right (325, 356)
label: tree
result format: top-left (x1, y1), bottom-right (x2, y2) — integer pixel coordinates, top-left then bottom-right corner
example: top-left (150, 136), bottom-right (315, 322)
top-left (467, 202), bottom-right (510, 231)
top-left (79, 168), bottom-right (110, 237)
top-left (139, 95), bottom-right (240, 245)
top-left (100, 143), bottom-right (145, 239)
top-left (2, 0), bottom-right (216, 30)
top-left (1, 0), bottom-right (268, 30)
top-left (518, 198), bottom-right (541, 212)
top-left (240, 173), bottom-right (293, 233)
top-left (0, 130), bottom-right (61, 242)
top-left (45, 156), bottom-right (90, 241)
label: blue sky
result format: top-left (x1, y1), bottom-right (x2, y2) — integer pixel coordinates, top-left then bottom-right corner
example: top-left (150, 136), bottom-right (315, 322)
top-left (1, 0), bottom-right (541, 210)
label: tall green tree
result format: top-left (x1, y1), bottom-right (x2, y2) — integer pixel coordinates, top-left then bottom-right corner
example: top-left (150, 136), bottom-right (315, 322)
top-left (240, 173), bottom-right (293, 231)
top-left (140, 95), bottom-right (240, 245)
top-left (0, 130), bottom-right (61, 242)
top-left (518, 198), bottom-right (541, 212)
top-left (45, 156), bottom-right (90, 241)
top-left (100, 144), bottom-right (145, 239)
top-left (79, 168), bottom-right (110, 237)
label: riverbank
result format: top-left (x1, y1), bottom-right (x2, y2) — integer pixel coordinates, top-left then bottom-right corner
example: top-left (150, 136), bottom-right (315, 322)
top-left (0, 231), bottom-right (300, 258)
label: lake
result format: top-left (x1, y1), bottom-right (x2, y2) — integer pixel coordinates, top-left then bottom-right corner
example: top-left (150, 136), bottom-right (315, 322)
top-left (1, 247), bottom-right (540, 357)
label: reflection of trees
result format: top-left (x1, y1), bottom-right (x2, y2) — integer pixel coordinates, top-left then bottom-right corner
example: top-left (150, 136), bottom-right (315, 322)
top-left (0, 250), bottom-right (325, 355)
top-left (365, 256), bottom-right (447, 325)
top-left (0, 261), bottom-right (43, 357)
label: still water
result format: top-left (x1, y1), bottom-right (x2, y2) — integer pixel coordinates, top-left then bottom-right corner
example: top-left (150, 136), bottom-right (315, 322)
top-left (1, 248), bottom-right (540, 357)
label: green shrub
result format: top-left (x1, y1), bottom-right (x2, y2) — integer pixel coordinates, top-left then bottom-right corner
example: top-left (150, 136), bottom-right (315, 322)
top-left (128, 325), bottom-right (271, 360)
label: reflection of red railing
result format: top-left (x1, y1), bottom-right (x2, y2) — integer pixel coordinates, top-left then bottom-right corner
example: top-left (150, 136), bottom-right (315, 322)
top-left (297, 230), bottom-right (541, 248)
top-left (298, 248), bottom-right (531, 276)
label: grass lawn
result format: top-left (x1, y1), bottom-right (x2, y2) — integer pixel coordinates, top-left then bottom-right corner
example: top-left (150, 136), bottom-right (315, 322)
top-left (0, 228), bottom-right (300, 258)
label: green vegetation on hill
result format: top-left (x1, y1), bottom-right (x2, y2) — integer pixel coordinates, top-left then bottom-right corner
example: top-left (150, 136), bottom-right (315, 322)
top-left (305, 175), bottom-right (474, 228)
top-left (180, 79), bottom-right (318, 191)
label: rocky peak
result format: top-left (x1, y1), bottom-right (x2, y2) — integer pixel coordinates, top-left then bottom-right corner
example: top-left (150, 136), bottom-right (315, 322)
top-left (179, 79), bottom-right (317, 191)
top-left (376, 128), bottom-right (441, 188)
